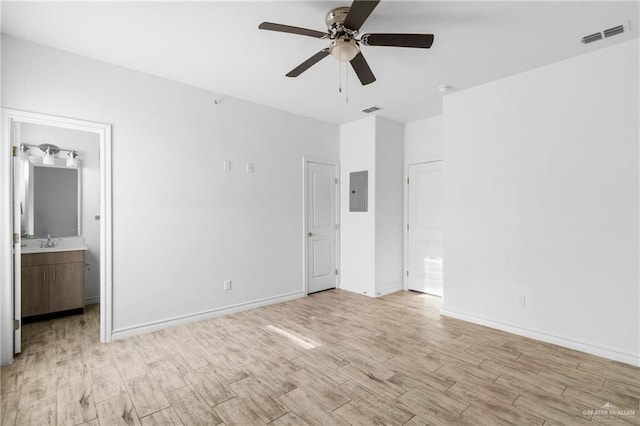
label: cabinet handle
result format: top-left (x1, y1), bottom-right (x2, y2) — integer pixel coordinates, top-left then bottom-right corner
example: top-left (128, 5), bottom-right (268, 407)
top-left (43, 270), bottom-right (46, 283)
top-left (52, 270), bottom-right (56, 283)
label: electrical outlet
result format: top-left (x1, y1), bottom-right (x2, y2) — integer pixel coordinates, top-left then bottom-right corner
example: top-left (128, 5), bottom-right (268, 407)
top-left (246, 163), bottom-right (254, 173)
top-left (224, 280), bottom-right (232, 291)
top-left (518, 296), bottom-right (526, 308)
top-left (223, 160), bottom-right (231, 171)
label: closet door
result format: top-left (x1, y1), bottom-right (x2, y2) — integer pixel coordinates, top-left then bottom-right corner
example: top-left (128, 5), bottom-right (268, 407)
top-left (407, 161), bottom-right (444, 296)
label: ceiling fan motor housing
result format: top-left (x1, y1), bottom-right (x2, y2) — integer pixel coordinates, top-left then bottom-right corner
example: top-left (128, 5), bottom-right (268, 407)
top-left (326, 7), bottom-right (351, 33)
top-left (326, 7), bottom-right (360, 61)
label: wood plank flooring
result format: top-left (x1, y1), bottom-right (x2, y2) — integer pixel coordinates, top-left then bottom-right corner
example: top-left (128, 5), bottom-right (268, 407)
top-left (1, 290), bottom-right (639, 425)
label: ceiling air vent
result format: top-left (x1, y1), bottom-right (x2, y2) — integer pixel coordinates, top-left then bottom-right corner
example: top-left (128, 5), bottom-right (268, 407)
top-left (582, 21), bottom-right (630, 44)
top-left (582, 32), bottom-right (603, 44)
top-left (362, 106), bottom-right (382, 114)
top-left (604, 25), bottom-right (625, 38)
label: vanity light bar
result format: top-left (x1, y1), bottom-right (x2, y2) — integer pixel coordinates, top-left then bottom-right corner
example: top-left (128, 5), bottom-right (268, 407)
top-left (19, 143), bottom-right (81, 167)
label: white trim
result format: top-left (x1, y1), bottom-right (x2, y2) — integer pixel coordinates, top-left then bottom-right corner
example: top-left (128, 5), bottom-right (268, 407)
top-left (403, 158), bottom-right (443, 292)
top-left (375, 285), bottom-right (403, 297)
top-left (302, 157), bottom-right (340, 295)
top-left (338, 284), bottom-right (370, 297)
top-left (339, 284), bottom-right (401, 298)
top-left (1, 119), bottom-right (15, 364)
top-left (112, 291), bottom-right (305, 340)
top-left (100, 124), bottom-right (113, 344)
top-left (441, 308), bottom-right (640, 367)
top-left (12, 123), bottom-right (22, 354)
top-left (1, 109), bottom-right (113, 365)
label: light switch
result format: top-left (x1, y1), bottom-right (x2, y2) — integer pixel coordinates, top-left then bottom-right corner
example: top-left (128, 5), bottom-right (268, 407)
top-left (223, 160), bottom-right (231, 171)
top-left (246, 163), bottom-right (254, 173)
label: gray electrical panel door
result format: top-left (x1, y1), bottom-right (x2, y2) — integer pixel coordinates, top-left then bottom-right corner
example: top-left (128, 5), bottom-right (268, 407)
top-left (349, 171), bottom-right (368, 212)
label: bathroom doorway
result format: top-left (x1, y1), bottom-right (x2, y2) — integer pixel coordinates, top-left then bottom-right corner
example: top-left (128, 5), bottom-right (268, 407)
top-left (1, 109), bottom-right (112, 364)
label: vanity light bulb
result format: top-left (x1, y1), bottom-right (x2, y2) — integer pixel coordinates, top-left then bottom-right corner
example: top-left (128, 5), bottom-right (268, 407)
top-left (19, 146), bottom-right (30, 161)
top-left (66, 153), bottom-right (78, 168)
top-left (43, 151), bottom-right (55, 165)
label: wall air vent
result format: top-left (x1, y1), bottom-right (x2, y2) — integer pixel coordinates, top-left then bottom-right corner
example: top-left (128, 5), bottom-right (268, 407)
top-left (362, 106), bottom-right (382, 114)
top-left (582, 21), bottom-right (630, 44)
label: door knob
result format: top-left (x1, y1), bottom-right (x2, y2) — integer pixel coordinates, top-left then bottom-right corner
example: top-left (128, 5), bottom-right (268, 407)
top-left (308, 232), bottom-right (315, 237)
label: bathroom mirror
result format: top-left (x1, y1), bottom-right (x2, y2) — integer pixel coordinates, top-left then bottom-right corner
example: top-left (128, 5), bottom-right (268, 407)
top-left (20, 160), bottom-right (81, 238)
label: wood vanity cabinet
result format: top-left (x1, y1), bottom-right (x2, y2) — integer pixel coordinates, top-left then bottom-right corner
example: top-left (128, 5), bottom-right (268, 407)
top-left (21, 250), bottom-right (85, 317)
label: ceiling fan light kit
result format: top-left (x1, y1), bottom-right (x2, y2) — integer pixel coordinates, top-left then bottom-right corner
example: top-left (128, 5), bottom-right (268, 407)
top-left (329, 39), bottom-right (360, 62)
top-left (258, 0), bottom-right (434, 86)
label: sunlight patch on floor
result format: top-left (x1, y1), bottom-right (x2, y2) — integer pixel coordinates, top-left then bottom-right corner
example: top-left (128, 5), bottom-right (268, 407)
top-left (265, 324), bottom-right (321, 350)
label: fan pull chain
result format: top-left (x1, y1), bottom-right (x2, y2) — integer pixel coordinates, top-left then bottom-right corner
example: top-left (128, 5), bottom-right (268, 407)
top-left (345, 61), bottom-right (349, 104)
top-left (338, 61), bottom-right (342, 93)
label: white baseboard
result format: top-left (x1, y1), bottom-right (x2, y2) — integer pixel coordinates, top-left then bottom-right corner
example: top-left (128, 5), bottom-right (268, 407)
top-left (338, 283), bottom-right (402, 298)
top-left (338, 283), bottom-right (369, 296)
top-left (85, 296), bottom-right (100, 305)
top-left (375, 285), bottom-right (403, 297)
top-left (111, 291), bottom-right (305, 340)
top-left (441, 308), bottom-right (639, 367)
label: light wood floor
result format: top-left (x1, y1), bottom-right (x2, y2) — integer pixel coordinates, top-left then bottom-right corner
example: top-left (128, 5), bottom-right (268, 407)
top-left (1, 290), bottom-right (639, 425)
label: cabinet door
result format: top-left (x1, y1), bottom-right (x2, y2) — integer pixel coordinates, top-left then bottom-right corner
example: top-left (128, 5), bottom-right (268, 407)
top-left (49, 263), bottom-right (85, 312)
top-left (22, 265), bottom-right (50, 316)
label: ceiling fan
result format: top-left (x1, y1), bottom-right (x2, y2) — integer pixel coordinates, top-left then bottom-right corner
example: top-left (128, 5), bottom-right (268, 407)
top-left (258, 0), bottom-right (434, 86)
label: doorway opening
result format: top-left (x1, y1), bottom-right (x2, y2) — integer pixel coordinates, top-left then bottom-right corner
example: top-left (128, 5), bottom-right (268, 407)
top-left (1, 109), bottom-right (112, 365)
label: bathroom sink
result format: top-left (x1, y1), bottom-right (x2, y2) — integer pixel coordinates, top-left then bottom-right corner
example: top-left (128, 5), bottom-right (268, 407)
top-left (20, 236), bottom-right (88, 254)
top-left (21, 245), bottom-right (88, 254)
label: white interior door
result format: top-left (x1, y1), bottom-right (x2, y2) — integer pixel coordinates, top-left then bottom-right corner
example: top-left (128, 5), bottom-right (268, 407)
top-left (12, 123), bottom-right (22, 353)
top-left (408, 161), bottom-right (444, 296)
top-left (306, 161), bottom-right (337, 294)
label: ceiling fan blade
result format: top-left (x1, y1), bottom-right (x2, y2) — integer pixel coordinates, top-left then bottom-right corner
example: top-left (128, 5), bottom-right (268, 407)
top-left (350, 52), bottom-right (376, 85)
top-left (286, 49), bottom-right (330, 77)
top-left (361, 33), bottom-right (434, 48)
top-left (343, 0), bottom-right (380, 31)
top-left (259, 22), bottom-right (327, 39)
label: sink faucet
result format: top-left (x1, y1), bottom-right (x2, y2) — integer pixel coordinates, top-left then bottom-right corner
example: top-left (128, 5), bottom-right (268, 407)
top-left (39, 234), bottom-right (57, 248)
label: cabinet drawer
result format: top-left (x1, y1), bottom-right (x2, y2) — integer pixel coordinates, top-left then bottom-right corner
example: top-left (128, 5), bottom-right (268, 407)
top-left (22, 250), bottom-right (84, 266)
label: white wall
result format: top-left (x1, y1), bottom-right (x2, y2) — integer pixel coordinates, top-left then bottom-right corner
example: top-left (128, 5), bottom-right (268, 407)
top-left (374, 117), bottom-right (403, 294)
top-left (20, 123), bottom-right (101, 304)
top-left (404, 115), bottom-right (443, 164)
top-left (339, 115), bottom-right (403, 296)
top-left (2, 36), bottom-right (339, 338)
top-left (339, 116), bottom-right (376, 295)
top-left (442, 38), bottom-right (639, 365)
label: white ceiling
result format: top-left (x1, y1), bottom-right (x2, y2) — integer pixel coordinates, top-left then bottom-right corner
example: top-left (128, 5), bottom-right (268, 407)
top-left (1, 1), bottom-right (638, 124)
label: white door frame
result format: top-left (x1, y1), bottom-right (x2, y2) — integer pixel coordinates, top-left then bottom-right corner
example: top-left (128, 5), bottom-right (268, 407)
top-left (403, 158), bottom-right (443, 291)
top-left (302, 157), bottom-right (340, 295)
top-left (1, 109), bottom-right (113, 365)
